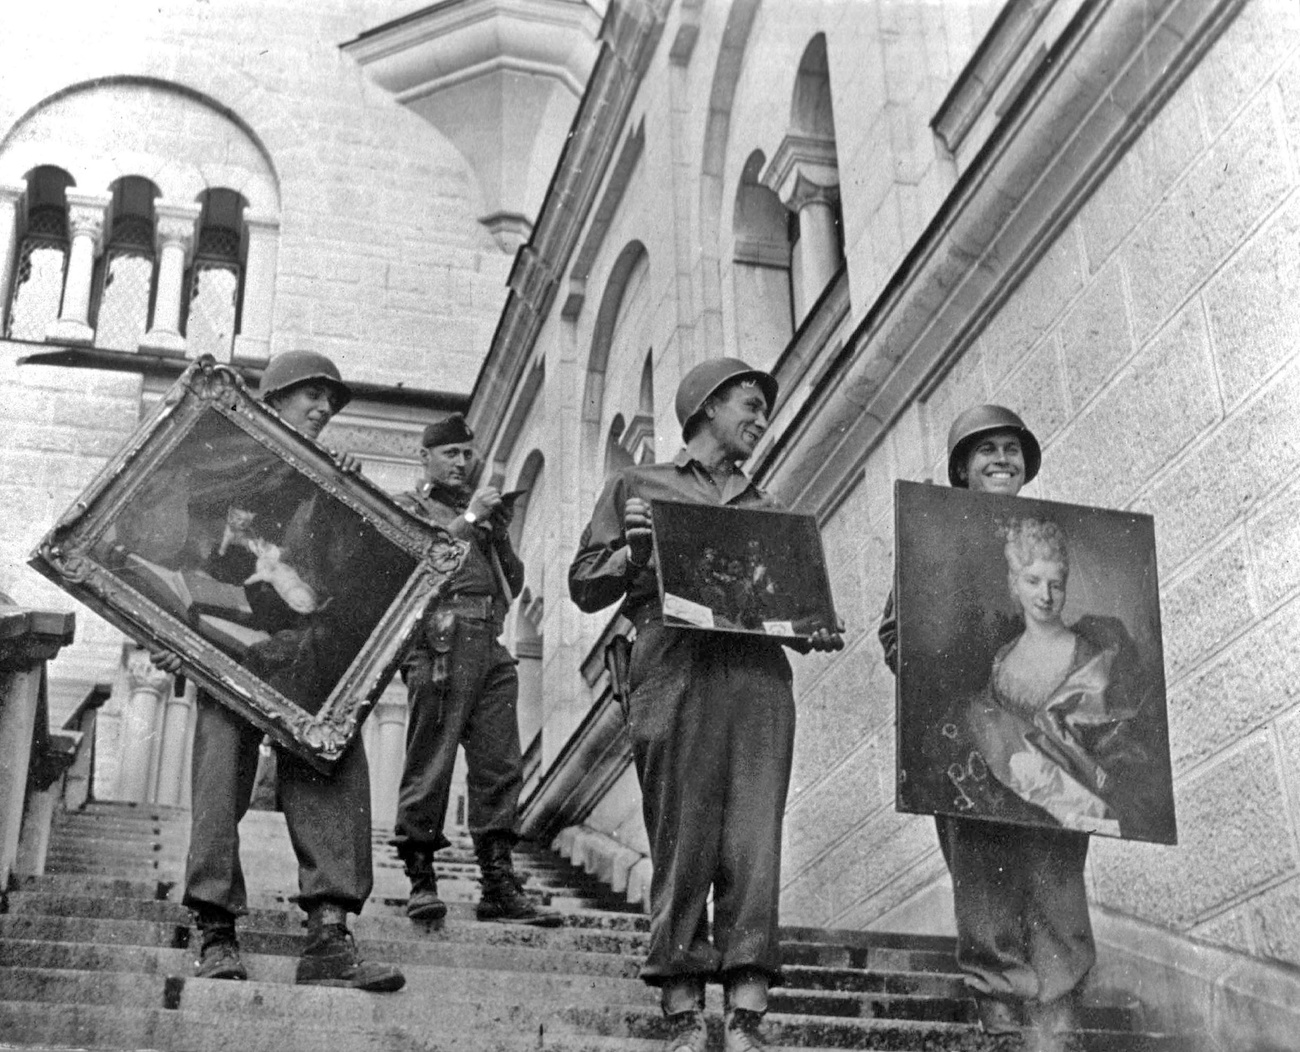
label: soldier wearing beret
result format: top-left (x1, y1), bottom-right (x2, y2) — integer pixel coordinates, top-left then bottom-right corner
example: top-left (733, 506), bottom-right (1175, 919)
top-left (391, 414), bottom-right (559, 926)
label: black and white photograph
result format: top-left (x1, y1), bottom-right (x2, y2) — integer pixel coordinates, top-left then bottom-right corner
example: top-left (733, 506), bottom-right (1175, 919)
top-left (893, 481), bottom-right (1177, 845)
top-left (0, 2), bottom-right (1296, 1049)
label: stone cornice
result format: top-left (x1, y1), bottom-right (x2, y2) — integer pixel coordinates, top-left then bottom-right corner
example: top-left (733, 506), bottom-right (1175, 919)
top-left (756, 0), bottom-right (1245, 519)
top-left (467, 0), bottom-right (669, 450)
top-left (761, 132), bottom-right (840, 208)
top-left (342, 0), bottom-right (603, 99)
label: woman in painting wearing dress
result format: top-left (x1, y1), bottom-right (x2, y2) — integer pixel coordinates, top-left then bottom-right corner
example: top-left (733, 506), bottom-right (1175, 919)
top-left (964, 517), bottom-right (1153, 841)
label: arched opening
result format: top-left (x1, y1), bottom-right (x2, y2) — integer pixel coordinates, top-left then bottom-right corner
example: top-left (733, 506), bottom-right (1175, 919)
top-left (732, 149), bottom-right (793, 370)
top-left (185, 187), bottom-right (248, 359)
top-left (5, 165), bottom-right (73, 341)
top-left (92, 176), bottom-right (159, 351)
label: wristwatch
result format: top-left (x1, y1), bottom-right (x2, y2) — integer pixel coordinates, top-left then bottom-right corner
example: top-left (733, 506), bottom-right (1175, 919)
top-left (463, 509), bottom-right (480, 526)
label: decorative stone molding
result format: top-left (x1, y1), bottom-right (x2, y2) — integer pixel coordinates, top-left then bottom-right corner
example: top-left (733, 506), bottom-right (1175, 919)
top-left (480, 211), bottom-right (534, 254)
top-left (467, 0), bottom-right (670, 446)
top-left (761, 133), bottom-right (840, 210)
top-left (152, 200), bottom-right (201, 260)
top-left (46, 191), bottom-right (111, 345)
top-left (344, 0), bottom-right (603, 245)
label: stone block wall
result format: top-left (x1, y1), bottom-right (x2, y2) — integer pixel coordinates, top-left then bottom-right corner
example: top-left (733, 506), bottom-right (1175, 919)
top-left (778, 0), bottom-right (1300, 976)
top-left (0, 0), bottom-right (516, 716)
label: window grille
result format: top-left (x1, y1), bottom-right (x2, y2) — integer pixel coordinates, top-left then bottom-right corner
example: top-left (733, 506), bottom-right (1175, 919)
top-left (184, 225), bottom-right (241, 359)
top-left (6, 205), bottom-right (68, 341)
top-left (93, 214), bottom-right (154, 351)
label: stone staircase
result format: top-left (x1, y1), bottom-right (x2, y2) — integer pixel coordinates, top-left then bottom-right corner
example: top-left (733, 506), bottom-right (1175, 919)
top-left (0, 800), bottom-right (1192, 1051)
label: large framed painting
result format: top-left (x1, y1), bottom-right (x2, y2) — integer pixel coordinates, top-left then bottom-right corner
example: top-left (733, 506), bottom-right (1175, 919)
top-left (29, 356), bottom-right (466, 771)
top-left (650, 499), bottom-right (839, 639)
top-left (893, 480), bottom-right (1176, 844)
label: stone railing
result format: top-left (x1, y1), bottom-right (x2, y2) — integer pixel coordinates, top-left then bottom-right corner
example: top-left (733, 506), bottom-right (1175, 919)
top-left (0, 603), bottom-right (94, 894)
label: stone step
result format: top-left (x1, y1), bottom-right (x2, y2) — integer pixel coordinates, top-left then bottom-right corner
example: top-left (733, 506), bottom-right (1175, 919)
top-left (0, 987), bottom-right (1182, 1052)
top-left (4, 887), bottom-right (651, 933)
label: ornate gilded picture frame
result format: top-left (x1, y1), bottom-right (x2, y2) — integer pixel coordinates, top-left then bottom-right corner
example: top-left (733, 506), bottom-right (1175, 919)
top-left (29, 357), bottom-right (465, 771)
top-left (650, 499), bottom-right (839, 639)
top-left (894, 480), bottom-right (1176, 844)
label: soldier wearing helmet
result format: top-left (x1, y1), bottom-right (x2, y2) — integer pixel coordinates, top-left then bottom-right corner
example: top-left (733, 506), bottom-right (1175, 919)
top-left (878, 405), bottom-right (1092, 1044)
top-left (154, 350), bottom-right (404, 994)
top-left (570, 358), bottom-right (842, 1052)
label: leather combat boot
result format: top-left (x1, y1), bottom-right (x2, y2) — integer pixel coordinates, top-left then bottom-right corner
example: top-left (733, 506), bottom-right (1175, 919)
top-left (723, 1008), bottom-right (768, 1052)
top-left (402, 847), bottom-right (447, 923)
top-left (474, 833), bottom-right (562, 927)
top-left (192, 906), bottom-right (247, 980)
top-left (295, 902), bottom-right (405, 991)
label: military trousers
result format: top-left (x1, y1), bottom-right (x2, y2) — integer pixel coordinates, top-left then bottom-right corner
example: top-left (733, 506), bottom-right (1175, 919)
top-left (935, 814), bottom-right (1094, 1004)
top-left (393, 617), bottom-right (522, 854)
top-left (184, 691), bottom-right (374, 916)
top-left (627, 618), bottom-right (795, 986)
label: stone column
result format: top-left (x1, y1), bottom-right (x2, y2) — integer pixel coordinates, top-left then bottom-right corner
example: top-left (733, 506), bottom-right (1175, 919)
top-left (140, 200), bottom-right (201, 356)
top-left (0, 182), bottom-right (26, 336)
top-left (116, 648), bottom-right (172, 803)
top-left (367, 686), bottom-right (408, 829)
top-left (232, 210), bottom-right (279, 365)
top-left (153, 682), bottom-right (193, 806)
top-left (788, 178), bottom-right (841, 316)
top-left (46, 192), bottom-right (111, 345)
top-left (761, 134), bottom-right (841, 326)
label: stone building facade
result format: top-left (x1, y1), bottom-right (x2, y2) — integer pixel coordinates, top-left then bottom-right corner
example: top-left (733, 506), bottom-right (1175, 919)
top-left (466, 0), bottom-right (1300, 1045)
top-left (2, 0), bottom-right (1299, 1044)
top-left (0, 0), bottom-right (601, 827)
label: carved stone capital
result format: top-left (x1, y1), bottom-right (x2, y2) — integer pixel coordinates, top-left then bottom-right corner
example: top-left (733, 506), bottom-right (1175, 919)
top-left (125, 647), bottom-right (174, 696)
top-left (153, 200), bottom-right (202, 257)
top-left (761, 133), bottom-right (840, 211)
top-left (65, 192), bottom-right (112, 250)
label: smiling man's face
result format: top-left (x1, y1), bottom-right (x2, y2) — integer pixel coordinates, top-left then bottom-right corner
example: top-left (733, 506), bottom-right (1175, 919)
top-left (963, 430), bottom-right (1026, 496)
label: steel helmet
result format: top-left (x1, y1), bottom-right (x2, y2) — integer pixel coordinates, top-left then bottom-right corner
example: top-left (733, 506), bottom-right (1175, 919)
top-left (946, 404), bottom-right (1041, 487)
top-left (674, 358), bottom-right (778, 438)
top-left (257, 350), bottom-right (352, 411)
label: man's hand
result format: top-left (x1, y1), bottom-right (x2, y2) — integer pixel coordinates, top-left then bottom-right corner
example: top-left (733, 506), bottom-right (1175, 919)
top-left (329, 450), bottom-right (362, 474)
top-left (806, 620), bottom-right (846, 652)
top-left (623, 497), bottom-right (653, 567)
top-left (149, 646), bottom-right (183, 675)
top-left (468, 487), bottom-right (503, 523)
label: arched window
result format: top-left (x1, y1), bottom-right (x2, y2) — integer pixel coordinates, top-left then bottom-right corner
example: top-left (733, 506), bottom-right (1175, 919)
top-left (604, 414), bottom-right (636, 478)
top-left (5, 167), bottom-right (72, 341)
top-left (93, 177), bottom-right (158, 351)
top-left (761, 34), bottom-right (843, 325)
top-left (185, 188), bottom-right (246, 359)
top-left (732, 149), bottom-right (793, 367)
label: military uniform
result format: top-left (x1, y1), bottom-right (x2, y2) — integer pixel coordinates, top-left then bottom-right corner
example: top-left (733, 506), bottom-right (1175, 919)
top-left (391, 479), bottom-right (525, 855)
top-left (569, 450), bottom-right (797, 990)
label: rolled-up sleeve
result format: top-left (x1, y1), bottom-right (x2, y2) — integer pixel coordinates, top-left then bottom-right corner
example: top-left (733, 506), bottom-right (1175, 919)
top-left (569, 472), bottom-right (645, 614)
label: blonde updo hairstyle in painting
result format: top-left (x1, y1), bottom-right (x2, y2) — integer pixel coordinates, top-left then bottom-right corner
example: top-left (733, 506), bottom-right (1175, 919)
top-left (1003, 518), bottom-right (1069, 602)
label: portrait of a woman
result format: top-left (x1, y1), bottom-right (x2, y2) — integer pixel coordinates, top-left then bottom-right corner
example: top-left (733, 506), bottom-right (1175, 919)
top-left (964, 517), bottom-right (1153, 839)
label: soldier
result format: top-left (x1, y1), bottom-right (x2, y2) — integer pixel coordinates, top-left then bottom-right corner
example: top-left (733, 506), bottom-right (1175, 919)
top-left (878, 405), bottom-right (1092, 1051)
top-left (156, 350), bottom-right (405, 992)
top-left (569, 359), bottom-right (843, 1052)
top-left (391, 413), bottom-right (560, 927)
